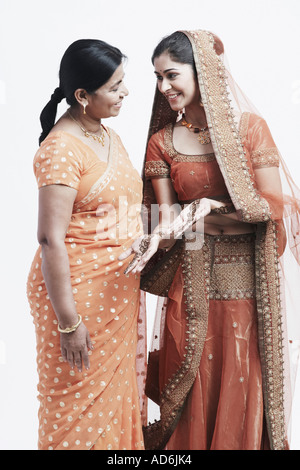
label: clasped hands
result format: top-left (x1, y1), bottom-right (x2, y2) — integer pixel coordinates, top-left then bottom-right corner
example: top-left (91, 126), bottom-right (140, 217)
top-left (119, 197), bottom-right (226, 274)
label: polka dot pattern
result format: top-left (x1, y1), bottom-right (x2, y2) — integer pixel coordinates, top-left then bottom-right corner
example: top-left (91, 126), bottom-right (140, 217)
top-left (27, 130), bottom-right (146, 450)
top-left (33, 136), bottom-right (83, 191)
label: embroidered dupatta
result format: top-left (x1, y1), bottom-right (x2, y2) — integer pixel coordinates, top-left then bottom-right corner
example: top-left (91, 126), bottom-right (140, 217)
top-left (141, 30), bottom-right (300, 450)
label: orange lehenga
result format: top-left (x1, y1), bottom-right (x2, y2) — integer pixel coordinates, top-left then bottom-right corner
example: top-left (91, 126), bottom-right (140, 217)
top-left (140, 30), bottom-right (300, 451)
top-left (27, 129), bottom-right (146, 450)
top-left (143, 117), bottom-right (272, 450)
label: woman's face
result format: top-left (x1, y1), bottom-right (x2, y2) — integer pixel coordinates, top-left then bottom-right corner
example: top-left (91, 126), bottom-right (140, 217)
top-left (86, 63), bottom-right (129, 119)
top-left (153, 52), bottom-right (200, 111)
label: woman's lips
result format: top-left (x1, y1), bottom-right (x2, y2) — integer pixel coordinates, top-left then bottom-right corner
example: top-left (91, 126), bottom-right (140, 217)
top-left (165, 92), bottom-right (181, 102)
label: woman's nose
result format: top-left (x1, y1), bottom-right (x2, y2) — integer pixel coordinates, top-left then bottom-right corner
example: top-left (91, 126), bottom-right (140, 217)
top-left (159, 78), bottom-right (172, 94)
top-left (120, 82), bottom-right (129, 97)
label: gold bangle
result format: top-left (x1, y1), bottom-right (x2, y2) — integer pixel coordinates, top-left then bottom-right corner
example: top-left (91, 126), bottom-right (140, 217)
top-left (58, 314), bottom-right (82, 334)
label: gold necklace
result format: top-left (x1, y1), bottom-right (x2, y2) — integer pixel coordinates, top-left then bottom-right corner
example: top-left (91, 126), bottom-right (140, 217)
top-left (68, 110), bottom-right (105, 147)
top-left (181, 114), bottom-right (211, 145)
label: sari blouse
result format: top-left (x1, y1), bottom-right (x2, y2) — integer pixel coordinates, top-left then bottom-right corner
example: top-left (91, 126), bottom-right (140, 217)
top-left (145, 113), bottom-right (280, 208)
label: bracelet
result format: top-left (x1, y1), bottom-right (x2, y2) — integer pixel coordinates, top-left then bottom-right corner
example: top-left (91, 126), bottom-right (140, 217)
top-left (58, 314), bottom-right (82, 334)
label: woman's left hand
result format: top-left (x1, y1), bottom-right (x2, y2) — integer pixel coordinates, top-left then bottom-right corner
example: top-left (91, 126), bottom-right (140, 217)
top-left (119, 234), bottom-right (161, 274)
top-left (118, 198), bottom-right (228, 275)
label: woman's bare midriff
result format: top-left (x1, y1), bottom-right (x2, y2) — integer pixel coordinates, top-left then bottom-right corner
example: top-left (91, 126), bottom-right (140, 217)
top-left (204, 222), bottom-right (256, 236)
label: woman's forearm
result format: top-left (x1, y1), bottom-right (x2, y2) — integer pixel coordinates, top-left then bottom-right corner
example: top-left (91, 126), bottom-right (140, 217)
top-left (40, 240), bottom-right (78, 329)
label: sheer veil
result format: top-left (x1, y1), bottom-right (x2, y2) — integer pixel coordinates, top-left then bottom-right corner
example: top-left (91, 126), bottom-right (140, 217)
top-left (141, 30), bottom-right (300, 448)
top-left (224, 39), bottom-right (300, 438)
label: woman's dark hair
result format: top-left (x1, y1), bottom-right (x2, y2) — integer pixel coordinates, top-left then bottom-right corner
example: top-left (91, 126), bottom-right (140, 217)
top-left (151, 31), bottom-right (196, 75)
top-left (39, 39), bottom-right (126, 145)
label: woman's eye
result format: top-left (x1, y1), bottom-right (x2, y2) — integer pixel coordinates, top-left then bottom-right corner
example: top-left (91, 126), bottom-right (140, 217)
top-left (111, 82), bottom-right (122, 92)
top-left (156, 73), bottom-right (178, 81)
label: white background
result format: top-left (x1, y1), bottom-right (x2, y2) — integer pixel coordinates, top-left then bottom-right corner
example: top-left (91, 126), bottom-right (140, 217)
top-left (0, 0), bottom-right (300, 450)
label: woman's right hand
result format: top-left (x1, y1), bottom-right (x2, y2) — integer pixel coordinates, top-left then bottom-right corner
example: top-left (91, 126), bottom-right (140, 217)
top-left (60, 322), bottom-right (93, 372)
top-left (120, 234), bottom-right (161, 275)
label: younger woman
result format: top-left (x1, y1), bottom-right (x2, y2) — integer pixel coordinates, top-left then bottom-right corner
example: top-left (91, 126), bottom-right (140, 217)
top-left (121, 30), bottom-right (300, 450)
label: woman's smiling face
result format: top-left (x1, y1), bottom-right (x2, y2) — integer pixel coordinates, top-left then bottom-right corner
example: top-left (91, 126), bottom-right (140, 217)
top-left (154, 52), bottom-right (200, 112)
top-left (85, 63), bottom-right (129, 119)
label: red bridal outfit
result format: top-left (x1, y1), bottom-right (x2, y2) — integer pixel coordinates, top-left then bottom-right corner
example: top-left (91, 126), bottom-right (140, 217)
top-left (140, 30), bottom-right (300, 450)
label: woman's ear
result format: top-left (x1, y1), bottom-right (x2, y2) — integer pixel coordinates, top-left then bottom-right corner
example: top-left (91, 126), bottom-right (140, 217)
top-left (73, 88), bottom-right (88, 107)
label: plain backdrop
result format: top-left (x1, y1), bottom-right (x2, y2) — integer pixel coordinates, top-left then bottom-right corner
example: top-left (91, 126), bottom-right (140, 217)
top-left (1, 0), bottom-right (300, 450)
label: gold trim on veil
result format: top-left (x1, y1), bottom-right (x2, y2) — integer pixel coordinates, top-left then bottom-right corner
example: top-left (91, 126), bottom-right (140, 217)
top-left (141, 30), bottom-right (300, 450)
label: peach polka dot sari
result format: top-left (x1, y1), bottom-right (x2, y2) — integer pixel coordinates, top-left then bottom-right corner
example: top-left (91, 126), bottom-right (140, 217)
top-left (27, 129), bottom-right (146, 450)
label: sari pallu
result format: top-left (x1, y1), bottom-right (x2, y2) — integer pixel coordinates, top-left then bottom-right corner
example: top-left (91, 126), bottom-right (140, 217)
top-left (27, 129), bottom-right (147, 450)
top-left (141, 30), bottom-right (300, 450)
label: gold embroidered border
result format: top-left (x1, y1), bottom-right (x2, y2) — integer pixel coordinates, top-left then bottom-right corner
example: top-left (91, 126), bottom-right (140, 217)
top-left (140, 241), bottom-right (183, 296)
top-left (183, 30), bottom-right (286, 449)
top-left (209, 234), bottom-right (256, 300)
top-left (239, 111), bottom-right (250, 141)
top-left (164, 239), bottom-right (210, 445)
top-left (145, 160), bottom-right (170, 179)
top-left (239, 114), bottom-right (280, 168)
top-left (143, 239), bottom-right (210, 450)
top-left (164, 123), bottom-right (216, 163)
top-left (186, 30), bottom-right (271, 224)
top-left (250, 148), bottom-right (280, 169)
top-left (173, 154), bottom-right (215, 163)
top-left (74, 128), bottom-right (118, 210)
top-left (163, 124), bottom-right (177, 160)
top-left (255, 222), bottom-right (286, 450)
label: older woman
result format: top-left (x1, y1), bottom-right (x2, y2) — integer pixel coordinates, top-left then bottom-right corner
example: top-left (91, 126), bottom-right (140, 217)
top-left (27, 39), bottom-right (146, 450)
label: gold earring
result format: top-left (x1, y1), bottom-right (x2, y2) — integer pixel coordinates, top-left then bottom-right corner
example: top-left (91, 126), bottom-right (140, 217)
top-left (83, 103), bottom-right (87, 115)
